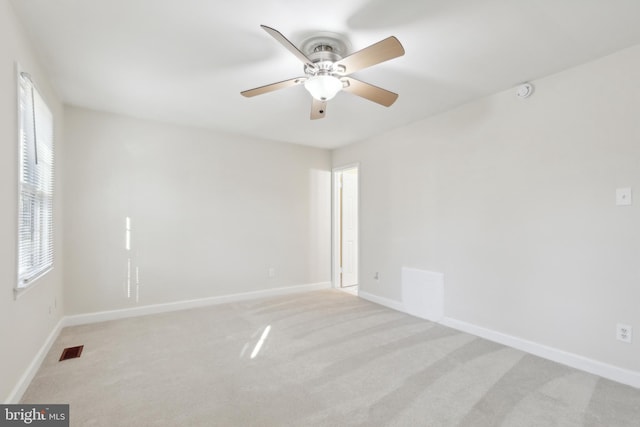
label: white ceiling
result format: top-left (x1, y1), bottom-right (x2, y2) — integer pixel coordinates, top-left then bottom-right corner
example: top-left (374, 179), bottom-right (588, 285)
top-left (11, 0), bottom-right (640, 149)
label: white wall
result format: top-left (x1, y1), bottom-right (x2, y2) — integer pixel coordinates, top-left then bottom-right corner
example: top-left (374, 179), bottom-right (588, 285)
top-left (0, 0), bottom-right (64, 402)
top-left (63, 107), bottom-right (331, 315)
top-left (333, 44), bottom-right (640, 373)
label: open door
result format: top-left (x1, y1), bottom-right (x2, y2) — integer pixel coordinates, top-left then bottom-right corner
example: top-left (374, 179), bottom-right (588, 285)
top-left (334, 165), bottom-right (359, 288)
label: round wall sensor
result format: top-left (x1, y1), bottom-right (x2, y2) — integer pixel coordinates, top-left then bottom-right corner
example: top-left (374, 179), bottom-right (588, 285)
top-left (516, 83), bottom-right (534, 99)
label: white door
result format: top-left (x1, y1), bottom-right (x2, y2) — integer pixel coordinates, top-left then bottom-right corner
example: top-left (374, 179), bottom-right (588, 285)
top-left (340, 167), bottom-right (358, 287)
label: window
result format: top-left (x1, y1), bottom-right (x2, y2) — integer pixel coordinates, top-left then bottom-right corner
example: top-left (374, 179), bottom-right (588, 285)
top-left (17, 71), bottom-right (54, 289)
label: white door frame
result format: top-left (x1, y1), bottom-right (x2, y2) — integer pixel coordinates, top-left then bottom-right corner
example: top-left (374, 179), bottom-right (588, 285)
top-left (332, 163), bottom-right (360, 289)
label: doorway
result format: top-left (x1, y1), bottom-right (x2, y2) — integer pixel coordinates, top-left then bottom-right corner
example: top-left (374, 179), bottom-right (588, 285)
top-left (333, 165), bottom-right (359, 291)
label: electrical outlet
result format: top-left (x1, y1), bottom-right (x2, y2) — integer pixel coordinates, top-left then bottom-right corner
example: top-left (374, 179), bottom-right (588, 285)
top-left (268, 267), bottom-right (275, 278)
top-left (616, 323), bottom-right (632, 343)
top-left (374, 272), bottom-right (379, 281)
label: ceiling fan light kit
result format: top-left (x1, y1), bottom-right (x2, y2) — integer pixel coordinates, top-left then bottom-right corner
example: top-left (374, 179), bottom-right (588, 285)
top-left (304, 75), bottom-right (343, 101)
top-left (241, 25), bottom-right (405, 119)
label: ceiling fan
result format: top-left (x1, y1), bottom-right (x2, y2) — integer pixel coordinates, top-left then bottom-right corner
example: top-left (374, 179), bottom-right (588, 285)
top-left (241, 25), bottom-right (405, 120)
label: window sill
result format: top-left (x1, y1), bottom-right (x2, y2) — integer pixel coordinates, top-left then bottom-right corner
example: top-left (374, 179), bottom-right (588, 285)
top-left (14, 267), bottom-right (53, 300)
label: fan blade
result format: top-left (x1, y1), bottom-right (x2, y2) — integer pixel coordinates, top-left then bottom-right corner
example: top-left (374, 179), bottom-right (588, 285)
top-left (241, 77), bottom-right (306, 97)
top-left (310, 98), bottom-right (327, 120)
top-left (342, 77), bottom-right (399, 107)
top-left (261, 25), bottom-right (316, 70)
top-left (335, 36), bottom-right (404, 75)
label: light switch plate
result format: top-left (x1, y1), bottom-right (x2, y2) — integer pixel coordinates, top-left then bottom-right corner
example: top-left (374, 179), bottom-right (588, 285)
top-left (616, 188), bottom-right (632, 206)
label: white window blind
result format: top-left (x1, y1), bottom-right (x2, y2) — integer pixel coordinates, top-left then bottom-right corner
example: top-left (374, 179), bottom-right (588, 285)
top-left (17, 72), bottom-right (54, 288)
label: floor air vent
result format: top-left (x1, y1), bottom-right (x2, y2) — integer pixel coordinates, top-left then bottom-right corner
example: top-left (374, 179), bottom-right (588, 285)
top-left (59, 345), bottom-right (84, 361)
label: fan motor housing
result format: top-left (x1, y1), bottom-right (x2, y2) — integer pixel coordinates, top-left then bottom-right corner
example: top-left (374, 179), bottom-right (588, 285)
top-left (301, 33), bottom-right (349, 75)
top-left (309, 45), bottom-right (341, 64)
top-left (301, 33), bottom-right (350, 56)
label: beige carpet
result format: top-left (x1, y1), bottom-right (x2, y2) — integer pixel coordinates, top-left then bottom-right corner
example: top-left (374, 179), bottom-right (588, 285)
top-left (22, 290), bottom-right (640, 426)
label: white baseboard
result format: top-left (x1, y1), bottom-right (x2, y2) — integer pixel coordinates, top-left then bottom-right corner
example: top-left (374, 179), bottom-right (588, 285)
top-left (10, 283), bottom-right (637, 406)
top-left (358, 290), bottom-right (405, 312)
top-left (64, 282), bottom-right (332, 327)
top-left (6, 317), bottom-right (64, 404)
top-left (357, 290), bottom-right (639, 389)
top-left (7, 282), bottom-right (331, 403)
top-left (440, 317), bottom-right (640, 390)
